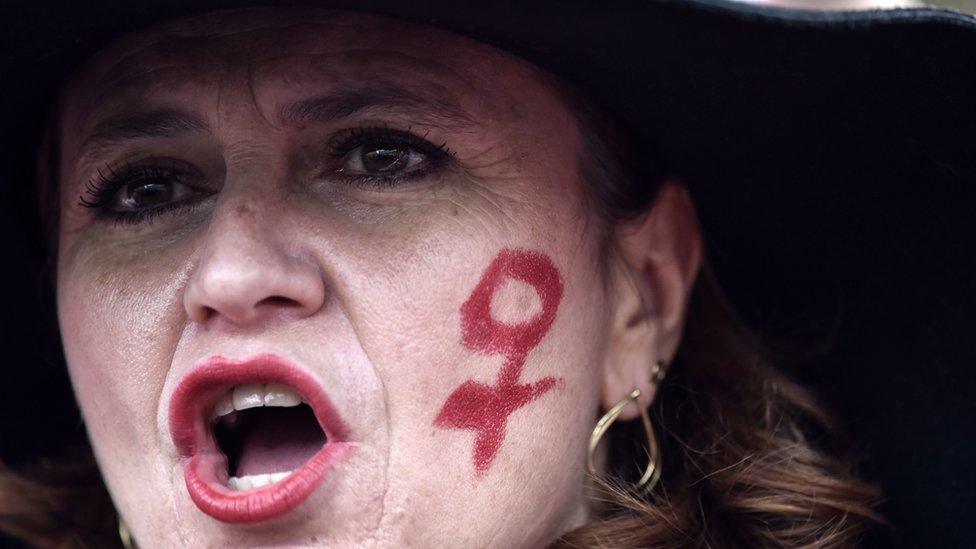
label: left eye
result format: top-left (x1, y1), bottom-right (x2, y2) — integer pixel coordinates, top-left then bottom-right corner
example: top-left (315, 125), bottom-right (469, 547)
top-left (116, 179), bottom-right (194, 210)
top-left (340, 143), bottom-right (427, 175)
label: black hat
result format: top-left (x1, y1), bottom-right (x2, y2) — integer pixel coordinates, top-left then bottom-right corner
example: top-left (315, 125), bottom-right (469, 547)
top-left (2, 1), bottom-right (975, 547)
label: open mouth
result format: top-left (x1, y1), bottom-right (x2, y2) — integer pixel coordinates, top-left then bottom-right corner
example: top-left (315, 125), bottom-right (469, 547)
top-left (212, 384), bottom-right (324, 490)
top-left (169, 355), bottom-right (353, 523)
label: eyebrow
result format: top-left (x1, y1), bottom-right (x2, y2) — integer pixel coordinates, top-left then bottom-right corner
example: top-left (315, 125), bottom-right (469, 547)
top-left (83, 109), bottom-right (209, 151)
top-left (279, 87), bottom-right (474, 128)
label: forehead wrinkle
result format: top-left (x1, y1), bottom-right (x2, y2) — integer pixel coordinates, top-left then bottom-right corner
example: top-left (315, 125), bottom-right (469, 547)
top-left (69, 24), bottom-right (284, 129)
top-left (255, 47), bottom-right (487, 132)
top-left (225, 143), bottom-right (275, 169)
top-left (71, 13), bottom-right (502, 130)
top-left (82, 12), bottom-right (425, 101)
top-left (248, 44), bottom-right (485, 98)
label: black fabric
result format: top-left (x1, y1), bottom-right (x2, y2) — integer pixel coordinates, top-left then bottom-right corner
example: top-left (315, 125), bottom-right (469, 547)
top-left (1, 1), bottom-right (974, 546)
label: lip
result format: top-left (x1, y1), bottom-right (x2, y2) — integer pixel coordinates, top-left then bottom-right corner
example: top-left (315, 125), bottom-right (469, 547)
top-left (169, 354), bottom-right (354, 523)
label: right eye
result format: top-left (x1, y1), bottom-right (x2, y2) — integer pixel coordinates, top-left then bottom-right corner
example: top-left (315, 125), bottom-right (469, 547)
top-left (79, 159), bottom-right (208, 225)
top-left (114, 179), bottom-right (196, 210)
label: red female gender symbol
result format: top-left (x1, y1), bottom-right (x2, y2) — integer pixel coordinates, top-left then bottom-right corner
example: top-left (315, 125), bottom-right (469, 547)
top-left (434, 248), bottom-right (564, 474)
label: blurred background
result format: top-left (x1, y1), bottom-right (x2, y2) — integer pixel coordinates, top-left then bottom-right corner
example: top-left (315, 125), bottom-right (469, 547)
top-left (939, 0), bottom-right (976, 9)
top-left (927, 0), bottom-right (976, 9)
top-left (936, 0), bottom-right (976, 9)
top-left (739, 0), bottom-right (976, 11)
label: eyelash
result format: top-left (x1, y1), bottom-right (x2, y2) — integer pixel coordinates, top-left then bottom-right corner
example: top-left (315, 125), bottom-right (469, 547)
top-left (79, 127), bottom-right (453, 225)
top-left (79, 158), bottom-right (206, 226)
top-left (325, 125), bottom-right (452, 187)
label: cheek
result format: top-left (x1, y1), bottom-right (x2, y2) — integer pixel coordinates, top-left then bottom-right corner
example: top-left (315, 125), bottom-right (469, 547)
top-left (328, 171), bottom-right (606, 462)
top-left (435, 249), bottom-right (568, 473)
top-left (342, 238), bottom-right (607, 542)
top-left (57, 239), bottom-right (190, 480)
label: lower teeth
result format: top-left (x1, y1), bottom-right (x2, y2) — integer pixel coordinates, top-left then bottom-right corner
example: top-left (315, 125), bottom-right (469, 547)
top-left (228, 470), bottom-right (293, 491)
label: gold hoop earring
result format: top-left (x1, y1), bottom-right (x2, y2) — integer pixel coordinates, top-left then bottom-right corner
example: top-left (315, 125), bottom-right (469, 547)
top-left (587, 361), bottom-right (666, 494)
top-left (118, 515), bottom-right (134, 549)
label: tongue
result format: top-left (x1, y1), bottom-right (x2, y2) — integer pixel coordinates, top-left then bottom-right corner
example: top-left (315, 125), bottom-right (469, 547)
top-left (235, 406), bottom-right (327, 477)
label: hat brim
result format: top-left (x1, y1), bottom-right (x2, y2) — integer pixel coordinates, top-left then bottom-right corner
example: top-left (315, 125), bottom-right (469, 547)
top-left (2, 1), bottom-right (975, 547)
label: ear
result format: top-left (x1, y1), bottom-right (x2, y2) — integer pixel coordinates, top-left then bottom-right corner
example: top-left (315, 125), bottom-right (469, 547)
top-left (601, 179), bottom-right (703, 419)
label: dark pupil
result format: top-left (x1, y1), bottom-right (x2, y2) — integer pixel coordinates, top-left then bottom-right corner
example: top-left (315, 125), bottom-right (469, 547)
top-left (127, 181), bottom-right (173, 207)
top-left (361, 145), bottom-right (409, 173)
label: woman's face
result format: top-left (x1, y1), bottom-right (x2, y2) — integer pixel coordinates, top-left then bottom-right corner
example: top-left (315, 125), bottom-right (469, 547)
top-left (54, 8), bottom-right (615, 546)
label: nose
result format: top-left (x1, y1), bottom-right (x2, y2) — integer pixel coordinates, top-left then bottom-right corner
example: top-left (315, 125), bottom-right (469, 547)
top-left (183, 199), bottom-right (326, 329)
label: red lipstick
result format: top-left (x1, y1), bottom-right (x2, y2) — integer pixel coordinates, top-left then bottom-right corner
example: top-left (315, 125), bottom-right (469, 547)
top-left (169, 354), bottom-right (353, 523)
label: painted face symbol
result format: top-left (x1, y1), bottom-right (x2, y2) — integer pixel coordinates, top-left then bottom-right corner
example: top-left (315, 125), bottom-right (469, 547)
top-left (434, 248), bottom-right (564, 474)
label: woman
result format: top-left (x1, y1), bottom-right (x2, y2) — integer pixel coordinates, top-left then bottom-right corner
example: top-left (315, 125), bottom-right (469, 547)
top-left (2, 1), bottom-right (975, 547)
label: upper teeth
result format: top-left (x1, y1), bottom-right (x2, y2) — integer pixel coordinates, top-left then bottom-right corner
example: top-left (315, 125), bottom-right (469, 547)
top-left (210, 383), bottom-right (303, 420)
top-left (228, 471), bottom-right (293, 491)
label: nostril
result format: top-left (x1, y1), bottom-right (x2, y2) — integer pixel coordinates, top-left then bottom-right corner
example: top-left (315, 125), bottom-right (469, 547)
top-left (257, 295), bottom-right (302, 308)
top-left (195, 305), bottom-right (218, 324)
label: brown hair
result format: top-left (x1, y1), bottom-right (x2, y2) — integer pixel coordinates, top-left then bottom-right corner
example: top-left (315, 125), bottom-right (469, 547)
top-left (1, 50), bottom-right (882, 549)
top-left (556, 265), bottom-right (884, 547)
top-left (552, 78), bottom-right (885, 547)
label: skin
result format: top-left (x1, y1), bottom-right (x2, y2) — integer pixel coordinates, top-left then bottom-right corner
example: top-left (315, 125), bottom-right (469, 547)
top-left (55, 8), bottom-right (702, 547)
